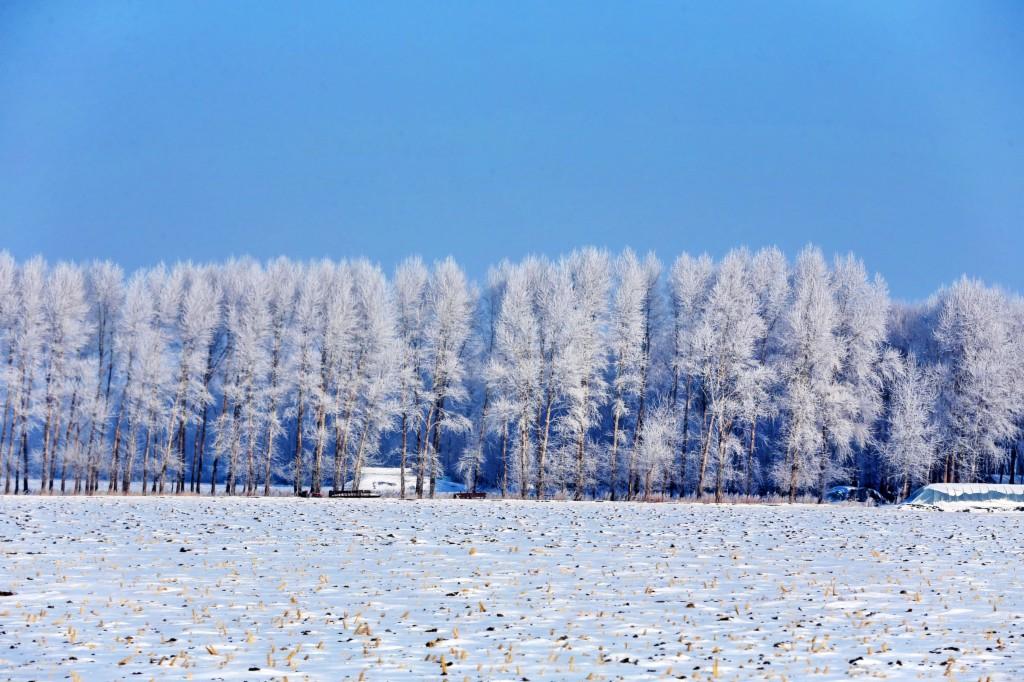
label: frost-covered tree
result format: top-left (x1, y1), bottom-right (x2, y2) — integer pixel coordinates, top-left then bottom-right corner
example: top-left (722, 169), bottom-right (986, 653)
top-left (160, 265), bottom-right (220, 493)
top-left (0, 252), bottom-right (18, 493)
top-left (934, 278), bottom-right (1023, 482)
top-left (115, 271), bottom-right (170, 494)
top-left (691, 251), bottom-right (766, 501)
top-left (633, 401), bottom-right (676, 499)
top-left (459, 262), bottom-right (508, 495)
top-left (10, 258), bottom-right (47, 493)
top-left (530, 258), bottom-right (576, 498)
top-left (776, 247), bottom-right (851, 501)
top-left (559, 248), bottom-right (611, 499)
top-left (39, 263), bottom-right (89, 493)
top-left (740, 248), bottom-right (788, 493)
top-left (488, 264), bottom-right (540, 498)
top-left (881, 352), bottom-right (938, 498)
top-left (669, 253), bottom-right (713, 494)
top-left (416, 259), bottom-right (475, 498)
top-left (831, 255), bottom-right (889, 491)
top-left (257, 258), bottom-right (296, 495)
top-left (284, 266), bottom-right (326, 494)
top-left (81, 261), bottom-right (124, 494)
top-left (608, 250), bottom-right (660, 499)
top-left (344, 261), bottom-right (399, 491)
top-left (393, 257), bottom-right (429, 498)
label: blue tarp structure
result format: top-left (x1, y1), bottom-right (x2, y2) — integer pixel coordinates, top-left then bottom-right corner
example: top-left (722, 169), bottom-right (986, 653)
top-left (903, 483), bottom-right (1024, 508)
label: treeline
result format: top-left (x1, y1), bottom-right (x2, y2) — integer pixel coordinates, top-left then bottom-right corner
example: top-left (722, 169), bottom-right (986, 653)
top-left (0, 246), bottom-right (1022, 501)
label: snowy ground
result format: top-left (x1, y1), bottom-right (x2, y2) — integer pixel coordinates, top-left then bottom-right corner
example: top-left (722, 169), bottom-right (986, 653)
top-left (1, 498), bottom-right (1021, 681)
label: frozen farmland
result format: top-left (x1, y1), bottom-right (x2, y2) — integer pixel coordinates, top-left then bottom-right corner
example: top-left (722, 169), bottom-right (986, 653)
top-left (1, 497), bottom-right (1022, 681)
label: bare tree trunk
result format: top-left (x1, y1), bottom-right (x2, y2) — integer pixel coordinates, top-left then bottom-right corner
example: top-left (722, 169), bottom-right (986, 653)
top-left (40, 364), bottom-right (56, 493)
top-left (695, 413), bottom-right (717, 499)
top-left (18, 378), bottom-right (31, 494)
top-left (227, 402), bottom-right (242, 495)
top-left (176, 405), bottom-right (187, 494)
top-left (746, 421), bottom-right (757, 496)
top-left (609, 405), bottom-right (622, 501)
top-left (193, 401), bottom-right (209, 493)
top-left (714, 419), bottom-right (730, 503)
top-left (211, 393), bottom-right (228, 495)
top-left (429, 401), bottom-right (443, 499)
top-left (415, 422), bottom-right (426, 498)
top-left (676, 379), bottom-right (691, 497)
top-left (0, 398), bottom-right (10, 494)
top-left (499, 422), bottom-right (508, 498)
top-left (260, 402), bottom-right (275, 497)
top-left (788, 447), bottom-right (798, 503)
top-left (311, 403), bottom-right (327, 496)
top-left (534, 388), bottom-right (553, 500)
top-left (817, 431), bottom-right (830, 504)
top-left (122, 419), bottom-right (137, 494)
top-left (399, 413), bottom-right (408, 499)
top-left (332, 391), bottom-right (358, 492)
top-left (57, 392), bottom-right (78, 494)
top-left (519, 416), bottom-right (529, 499)
top-left (352, 420), bottom-right (370, 490)
top-left (243, 407), bottom-right (256, 496)
top-left (140, 422), bottom-right (154, 496)
top-left (108, 371), bottom-right (131, 493)
top-left (292, 390), bottom-right (304, 495)
top-left (574, 430), bottom-right (586, 501)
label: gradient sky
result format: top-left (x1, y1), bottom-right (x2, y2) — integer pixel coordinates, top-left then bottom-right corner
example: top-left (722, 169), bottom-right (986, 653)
top-left (1, 2), bottom-right (1022, 300)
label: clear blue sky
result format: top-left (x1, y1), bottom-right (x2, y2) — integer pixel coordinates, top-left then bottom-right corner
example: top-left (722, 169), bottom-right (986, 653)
top-left (1, 2), bottom-right (1022, 300)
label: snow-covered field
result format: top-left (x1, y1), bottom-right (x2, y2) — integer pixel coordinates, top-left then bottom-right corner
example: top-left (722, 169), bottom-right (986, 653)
top-left (1, 498), bottom-right (1021, 681)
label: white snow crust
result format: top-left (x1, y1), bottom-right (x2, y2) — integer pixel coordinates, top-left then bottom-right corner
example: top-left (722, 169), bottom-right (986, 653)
top-left (1, 497), bottom-right (1022, 680)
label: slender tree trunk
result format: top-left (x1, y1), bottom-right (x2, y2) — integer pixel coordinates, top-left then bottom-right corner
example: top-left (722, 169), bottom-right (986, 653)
top-left (415, 422), bottom-right (426, 498)
top-left (18, 380), bottom-right (31, 494)
top-left (228, 401), bottom-right (243, 495)
top-left (746, 421), bottom-right (757, 496)
top-left (122, 419), bottom-right (137, 494)
top-left (57, 392), bottom-right (78, 494)
top-left (0, 398), bottom-right (10, 495)
top-left (332, 391), bottom-right (358, 492)
top-left (429, 401), bottom-right (443, 498)
top-left (260, 400), bottom-right (276, 497)
top-left (499, 422), bottom-right (509, 498)
top-left (534, 389), bottom-right (553, 500)
top-left (176, 404), bottom-right (188, 494)
top-left (399, 413), bottom-right (408, 499)
top-left (609, 406), bottom-right (622, 501)
top-left (352, 420), bottom-right (370, 490)
top-left (311, 403), bottom-right (327, 495)
top-left (817, 431), bottom-right (830, 504)
top-left (696, 413), bottom-right (717, 499)
top-left (292, 390), bottom-right (304, 495)
top-left (519, 416), bottom-right (529, 499)
top-left (211, 393), bottom-right (228, 495)
top-left (108, 377), bottom-right (131, 493)
top-left (677, 379), bottom-right (691, 497)
top-left (788, 446), bottom-right (798, 503)
top-left (574, 430), bottom-right (586, 501)
top-left (193, 401), bottom-right (209, 494)
top-left (141, 423), bottom-right (154, 496)
top-left (714, 419), bottom-right (731, 503)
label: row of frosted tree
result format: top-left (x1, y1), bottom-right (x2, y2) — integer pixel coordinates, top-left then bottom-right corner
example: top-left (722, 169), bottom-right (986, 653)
top-left (0, 246), bottom-right (1022, 501)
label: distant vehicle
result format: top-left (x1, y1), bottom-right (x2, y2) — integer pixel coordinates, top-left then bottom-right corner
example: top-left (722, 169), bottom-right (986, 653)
top-left (824, 486), bottom-right (889, 504)
top-left (901, 483), bottom-right (1024, 511)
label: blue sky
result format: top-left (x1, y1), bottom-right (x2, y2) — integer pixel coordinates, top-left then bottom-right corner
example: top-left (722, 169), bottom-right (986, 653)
top-left (1, 1), bottom-right (1022, 300)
